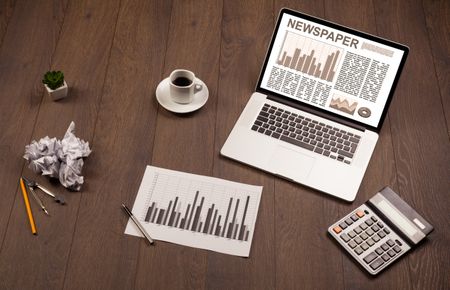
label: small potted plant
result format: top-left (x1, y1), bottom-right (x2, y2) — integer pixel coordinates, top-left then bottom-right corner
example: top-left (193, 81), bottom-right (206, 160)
top-left (42, 71), bottom-right (68, 101)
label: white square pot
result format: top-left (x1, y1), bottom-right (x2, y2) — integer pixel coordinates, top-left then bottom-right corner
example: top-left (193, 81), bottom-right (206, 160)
top-left (45, 80), bottom-right (68, 101)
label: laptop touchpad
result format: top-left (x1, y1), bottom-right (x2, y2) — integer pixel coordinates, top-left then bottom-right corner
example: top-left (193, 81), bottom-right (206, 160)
top-left (269, 146), bottom-right (315, 181)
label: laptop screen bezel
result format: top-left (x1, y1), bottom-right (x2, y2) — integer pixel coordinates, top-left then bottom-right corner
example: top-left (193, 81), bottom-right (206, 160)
top-left (255, 8), bottom-right (409, 132)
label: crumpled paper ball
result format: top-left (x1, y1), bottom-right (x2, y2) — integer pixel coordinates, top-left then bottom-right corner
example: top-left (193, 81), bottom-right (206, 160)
top-left (23, 122), bottom-right (91, 191)
top-left (59, 158), bottom-right (85, 191)
top-left (57, 122), bottom-right (91, 161)
top-left (24, 137), bottom-right (61, 178)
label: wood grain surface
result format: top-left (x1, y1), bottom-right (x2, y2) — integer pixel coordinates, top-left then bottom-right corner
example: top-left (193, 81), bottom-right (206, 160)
top-left (0, 1), bottom-right (448, 289)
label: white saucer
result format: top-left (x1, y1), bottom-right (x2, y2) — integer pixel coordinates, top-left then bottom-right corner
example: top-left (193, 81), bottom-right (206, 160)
top-left (156, 77), bottom-right (209, 113)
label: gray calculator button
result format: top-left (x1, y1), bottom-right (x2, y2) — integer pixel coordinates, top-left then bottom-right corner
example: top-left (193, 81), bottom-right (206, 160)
top-left (381, 243), bottom-right (389, 251)
top-left (359, 223), bottom-right (368, 230)
top-left (369, 258), bottom-right (384, 270)
top-left (372, 225), bottom-right (380, 232)
top-left (348, 240), bottom-right (357, 249)
top-left (360, 233), bottom-right (368, 240)
top-left (340, 233), bottom-right (350, 242)
top-left (361, 243), bottom-right (369, 251)
top-left (386, 239), bottom-right (395, 247)
top-left (354, 237), bottom-right (363, 244)
top-left (345, 218), bottom-right (354, 226)
top-left (348, 231), bottom-right (356, 238)
top-left (393, 245), bottom-right (402, 253)
top-left (365, 219), bottom-right (373, 226)
top-left (381, 253), bottom-right (390, 261)
top-left (339, 222), bottom-right (348, 229)
top-left (354, 227), bottom-right (362, 234)
top-left (366, 229), bottom-right (374, 236)
top-left (351, 215), bottom-right (359, 222)
top-left (371, 216), bottom-right (378, 222)
top-left (387, 249), bottom-right (396, 257)
top-left (366, 238), bottom-right (375, 247)
top-left (372, 235), bottom-right (380, 242)
top-left (375, 247), bottom-right (384, 255)
top-left (384, 228), bottom-right (390, 234)
top-left (377, 221), bottom-right (384, 228)
top-left (363, 252), bottom-right (378, 264)
top-left (378, 231), bottom-right (386, 238)
top-left (395, 239), bottom-right (402, 246)
top-left (354, 247), bottom-right (363, 255)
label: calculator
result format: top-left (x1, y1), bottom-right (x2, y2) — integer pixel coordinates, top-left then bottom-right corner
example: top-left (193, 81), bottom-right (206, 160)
top-left (328, 187), bottom-right (433, 275)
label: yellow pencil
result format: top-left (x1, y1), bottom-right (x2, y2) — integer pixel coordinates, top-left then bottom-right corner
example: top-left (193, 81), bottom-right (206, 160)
top-left (19, 177), bottom-right (37, 235)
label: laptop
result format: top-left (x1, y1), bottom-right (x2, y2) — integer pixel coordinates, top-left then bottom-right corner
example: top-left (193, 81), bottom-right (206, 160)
top-left (221, 8), bottom-right (409, 201)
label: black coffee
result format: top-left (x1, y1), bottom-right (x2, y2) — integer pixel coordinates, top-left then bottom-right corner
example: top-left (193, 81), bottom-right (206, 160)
top-left (172, 77), bottom-right (192, 87)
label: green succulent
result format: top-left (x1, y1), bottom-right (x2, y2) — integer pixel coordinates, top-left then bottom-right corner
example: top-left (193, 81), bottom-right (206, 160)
top-left (42, 71), bottom-right (65, 90)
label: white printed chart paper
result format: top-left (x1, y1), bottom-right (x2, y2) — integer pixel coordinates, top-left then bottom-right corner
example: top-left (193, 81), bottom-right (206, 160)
top-left (125, 166), bottom-right (263, 257)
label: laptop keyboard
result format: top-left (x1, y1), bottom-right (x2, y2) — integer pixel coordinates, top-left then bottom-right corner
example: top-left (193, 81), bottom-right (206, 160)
top-left (251, 103), bottom-right (361, 164)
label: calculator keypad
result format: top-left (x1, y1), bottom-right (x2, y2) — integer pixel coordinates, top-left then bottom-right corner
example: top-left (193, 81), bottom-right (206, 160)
top-left (329, 204), bottom-right (410, 275)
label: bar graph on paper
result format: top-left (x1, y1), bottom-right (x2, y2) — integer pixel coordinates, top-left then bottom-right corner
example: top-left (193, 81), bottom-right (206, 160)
top-left (124, 166), bottom-right (263, 257)
top-left (277, 31), bottom-right (343, 82)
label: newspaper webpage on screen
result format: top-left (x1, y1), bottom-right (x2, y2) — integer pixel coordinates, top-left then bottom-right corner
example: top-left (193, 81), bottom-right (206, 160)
top-left (260, 14), bottom-right (405, 127)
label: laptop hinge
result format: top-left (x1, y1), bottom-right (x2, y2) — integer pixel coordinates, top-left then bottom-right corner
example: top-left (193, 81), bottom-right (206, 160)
top-left (267, 94), bottom-right (366, 132)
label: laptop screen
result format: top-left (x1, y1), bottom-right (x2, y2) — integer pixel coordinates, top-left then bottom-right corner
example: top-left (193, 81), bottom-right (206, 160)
top-left (257, 9), bottom-right (408, 130)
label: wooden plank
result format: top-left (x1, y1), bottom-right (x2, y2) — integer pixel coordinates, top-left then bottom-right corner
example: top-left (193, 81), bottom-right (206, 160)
top-left (205, 0), bottom-right (276, 289)
top-left (323, 1), bottom-right (413, 288)
top-left (0, 0), bottom-right (66, 260)
top-left (373, 0), bottom-right (450, 288)
top-left (271, 2), bottom-right (348, 290)
top-left (59, 0), bottom-right (171, 289)
top-left (423, 0), bottom-right (450, 135)
top-left (0, 0), bottom-right (119, 289)
top-left (0, 0), bottom-right (15, 46)
top-left (133, 0), bottom-right (222, 289)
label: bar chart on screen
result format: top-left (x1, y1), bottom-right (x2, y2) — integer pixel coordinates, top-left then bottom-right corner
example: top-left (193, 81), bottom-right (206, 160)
top-left (125, 166), bottom-right (263, 257)
top-left (277, 31), bottom-right (343, 82)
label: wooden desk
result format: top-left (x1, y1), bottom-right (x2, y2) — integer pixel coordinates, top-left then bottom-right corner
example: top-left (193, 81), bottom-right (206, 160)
top-left (0, 0), bottom-right (448, 289)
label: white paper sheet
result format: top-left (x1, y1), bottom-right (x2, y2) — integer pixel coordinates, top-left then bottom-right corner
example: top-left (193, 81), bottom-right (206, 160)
top-left (125, 166), bottom-right (263, 257)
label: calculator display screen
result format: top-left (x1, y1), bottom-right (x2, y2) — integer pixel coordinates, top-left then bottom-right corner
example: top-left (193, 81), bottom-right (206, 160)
top-left (378, 200), bottom-right (417, 237)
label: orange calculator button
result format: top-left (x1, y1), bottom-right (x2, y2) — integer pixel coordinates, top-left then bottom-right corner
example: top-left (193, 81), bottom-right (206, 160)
top-left (356, 210), bottom-right (365, 218)
top-left (333, 226), bottom-right (342, 234)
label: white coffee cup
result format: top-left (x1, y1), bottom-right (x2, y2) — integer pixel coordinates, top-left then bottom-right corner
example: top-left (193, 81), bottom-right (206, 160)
top-left (169, 69), bottom-right (203, 104)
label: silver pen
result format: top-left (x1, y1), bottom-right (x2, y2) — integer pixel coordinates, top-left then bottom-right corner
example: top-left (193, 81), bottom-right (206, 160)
top-left (122, 204), bottom-right (154, 245)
